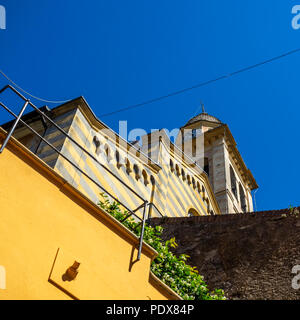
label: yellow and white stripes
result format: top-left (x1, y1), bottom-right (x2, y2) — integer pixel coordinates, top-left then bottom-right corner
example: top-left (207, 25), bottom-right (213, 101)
top-left (36, 106), bottom-right (217, 218)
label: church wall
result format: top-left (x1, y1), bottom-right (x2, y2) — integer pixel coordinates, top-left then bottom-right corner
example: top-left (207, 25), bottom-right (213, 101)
top-left (142, 129), bottom-right (219, 216)
top-left (159, 142), bottom-right (212, 217)
top-left (40, 107), bottom-right (218, 219)
top-left (35, 109), bottom-right (78, 169)
top-left (53, 108), bottom-right (157, 219)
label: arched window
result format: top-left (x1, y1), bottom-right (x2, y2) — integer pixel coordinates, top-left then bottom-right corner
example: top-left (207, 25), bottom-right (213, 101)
top-left (188, 208), bottom-right (200, 217)
top-left (104, 144), bottom-right (112, 162)
top-left (197, 181), bottom-right (201, 192)
top-left (192, 129), bottom-right (197, 139)
top-left (170, 159), bottom-right (174, 172)
top-left (142, 170), bottom-right (149, 186)
top-left (115, 150), bottom-right (122, 168)
top-left (133, 164), bottom-right (141, 180)
top-left (93, 136), bottom-right (101, 156)
top-left (204, 158), bottom-right (209, 176)
top-left (192, 177), bottom-right (196, 188)
top-left (150, 175), bottom-right (155, 186)
top-left (125, 158), bottom-right (132, 175)
top-left (187, 175), bottom-right (191, 185)
top-left (239, 183), bottom-right (247, 212)
top-left (181, 169), bottom-right (186, 181)
top-left (175, 164), bottom-right (181, 177)
top-left (230, 165), bottom-right (237, 198)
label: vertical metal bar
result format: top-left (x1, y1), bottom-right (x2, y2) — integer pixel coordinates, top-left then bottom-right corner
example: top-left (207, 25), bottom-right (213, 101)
top-left (137, 201), bottom-right (148, 261)
top-left (0, 100), bottom-right (29, 153)
top-left (147, 203), bottom-right (152, 220)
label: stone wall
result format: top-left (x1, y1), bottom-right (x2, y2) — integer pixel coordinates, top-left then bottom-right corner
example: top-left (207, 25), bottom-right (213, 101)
top-left (150, 207), bottom-right (300, 300)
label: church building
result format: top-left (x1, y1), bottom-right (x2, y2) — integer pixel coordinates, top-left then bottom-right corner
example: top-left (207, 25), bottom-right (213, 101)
top-left (2, 97), bottom-right (257, 217)
top-left (0, 85), bottom-right (259, 300)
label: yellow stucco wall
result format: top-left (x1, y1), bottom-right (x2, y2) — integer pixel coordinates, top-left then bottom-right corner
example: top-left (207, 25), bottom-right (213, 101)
top-left (0, 133), bottom-right (178, 300)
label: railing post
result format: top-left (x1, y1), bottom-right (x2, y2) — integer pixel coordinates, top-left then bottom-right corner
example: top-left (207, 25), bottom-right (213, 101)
top-left (0, 100), bottom-right (29, 153)
top-left (137, 201), bottom-right (148, 261)
top-left (147, 203), bottom-right (152, 220)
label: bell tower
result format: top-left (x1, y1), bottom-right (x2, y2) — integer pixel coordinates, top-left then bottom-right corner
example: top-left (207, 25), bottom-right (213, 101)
top-left (175, 106), bottom-right (258, 214)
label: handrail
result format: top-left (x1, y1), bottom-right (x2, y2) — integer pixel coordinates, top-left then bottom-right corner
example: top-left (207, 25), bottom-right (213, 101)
top-left (1, 85), bottom-right (145, 202)
top-left (147, 202), bottom-right (164, 219)
top-left (0, 85), bottom-right (162, 261)
top-left (0, 101), bottom-right (143, 218)
top-left (0, 100), bottom-right (30, 153)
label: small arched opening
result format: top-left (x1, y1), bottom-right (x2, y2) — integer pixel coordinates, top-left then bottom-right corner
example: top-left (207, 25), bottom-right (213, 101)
top-left (125, 158), bottom-right (132, 175)
top-left (150, 175), bottom-right (155, 186)
top-left (170, 159), bottom-right (174, 172)
top-left (192, 177), bottom-right (196, 189)
top-left (133, 164), bottom-right (141, 180)
top-left (204, 157), bottom-right (209, 176)
top-left (181, 169), bottom-right (186, 181)
top-left (142, 170), bottom-right (149, 186)
top-left (175, 164), bottom-right (181, 177)
top-left (115, 150), bottom-right (122, 168)
top-left (93, 136), bottom-right (101, 156)
top-left (104, 144), bottom-right (112, 162)
top-left (188, 208), bottom-right (200, 217)
top-left (187, 175), bottom-right (191, 185)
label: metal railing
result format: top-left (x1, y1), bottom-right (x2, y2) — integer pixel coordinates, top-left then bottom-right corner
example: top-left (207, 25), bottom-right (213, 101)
top-left (0, 84), bottom-right (164, 261)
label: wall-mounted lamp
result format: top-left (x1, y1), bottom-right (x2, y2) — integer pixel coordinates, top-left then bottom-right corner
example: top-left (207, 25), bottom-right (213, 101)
top-left (63, 261), bottom-right (80, 282)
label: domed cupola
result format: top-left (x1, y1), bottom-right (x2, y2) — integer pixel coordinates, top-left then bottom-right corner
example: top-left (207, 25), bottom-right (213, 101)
top-left (182, 104), bottom-right (223, 132)
top-left (185, 112), bottom-right (222, 126)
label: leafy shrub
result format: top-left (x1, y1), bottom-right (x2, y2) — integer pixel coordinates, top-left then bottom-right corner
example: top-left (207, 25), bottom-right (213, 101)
top-left (98, 194), bottom-right (226, 300)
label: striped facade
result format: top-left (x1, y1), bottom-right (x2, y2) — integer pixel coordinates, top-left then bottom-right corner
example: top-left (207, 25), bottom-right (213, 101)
top-left (7, 97), bottom-right (221, 218)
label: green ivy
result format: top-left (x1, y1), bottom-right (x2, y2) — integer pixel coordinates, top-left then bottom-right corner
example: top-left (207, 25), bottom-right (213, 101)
top-left (98, 194), bottom-right (226, 300)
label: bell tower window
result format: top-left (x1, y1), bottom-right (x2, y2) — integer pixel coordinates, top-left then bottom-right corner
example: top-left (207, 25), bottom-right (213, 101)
top-left (239, 183), bottom-right (247, 212)
top-left (204, 158), bottom-right (209, 176)
top-left (192, 129), bottom-right (197, 139)
top-left (230, 165), bottom-right (237, 199)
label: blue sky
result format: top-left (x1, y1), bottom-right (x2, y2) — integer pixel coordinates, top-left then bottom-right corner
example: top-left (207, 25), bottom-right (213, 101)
top-left (0, 0), bottom-right (299, 211)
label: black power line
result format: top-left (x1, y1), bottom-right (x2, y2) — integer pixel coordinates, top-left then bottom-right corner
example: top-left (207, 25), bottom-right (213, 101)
top-left (99, 47), bottom-right (300, 118)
